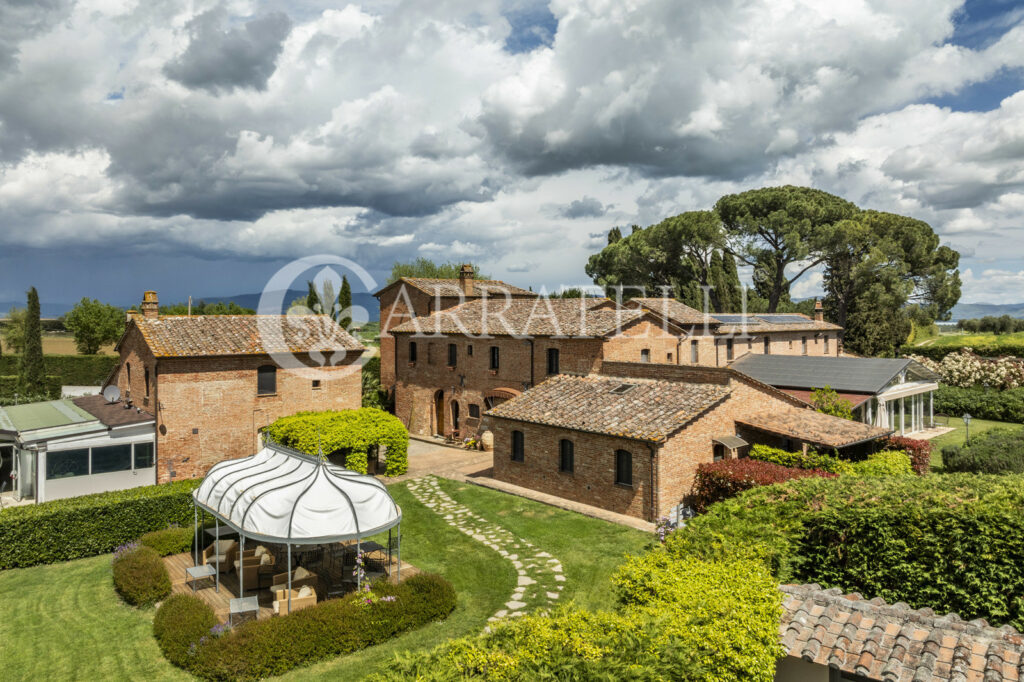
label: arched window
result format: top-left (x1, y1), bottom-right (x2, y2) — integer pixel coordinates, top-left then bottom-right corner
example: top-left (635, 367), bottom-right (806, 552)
top-left (511, 430), bottom-right (524, 462)
top-left (257, 365), bottom-right (277, 395)
top-left (615, 449), bottom-right (632, 486)
top-left (559, 439), bottom-right (574, 473)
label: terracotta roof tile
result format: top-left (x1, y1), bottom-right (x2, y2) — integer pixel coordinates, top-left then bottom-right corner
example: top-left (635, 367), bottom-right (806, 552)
top-left (738, 407), bottom-right (892, 448)
top-left (781, 584), bottom-right (1024, 681)
top-left (390, 298), bottom-right (650, 337)
top-left (380, 277), bottom-right (536, 298)
top-left (130, 315), bottom-right (364, 357)
top-left (629, 298), bottom-right (717, 326)
top-left (484, 373), bottom-right (730, 441)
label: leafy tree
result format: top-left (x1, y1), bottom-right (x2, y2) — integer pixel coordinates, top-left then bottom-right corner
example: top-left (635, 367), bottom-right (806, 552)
top-left (338, 276), bottom-right (352, 330)
top-left (551, 287), bottom-right (588, 298)
top-left (716, 186), bottom-right (857, 312)
top-left (64, 298), bottom-right (124, 354)
top-left (2, 307), bottom-right (27, 354)
top-left (387, 258), bottom-right (490, 284)
top-left (159, 300), bottom-right (255, 315)
top-left (607, 226), bottom-right (623, 244)
top-left (810, 386), bottom-right (855, 420)
top-left (19, 287), bottom-right (44, 393)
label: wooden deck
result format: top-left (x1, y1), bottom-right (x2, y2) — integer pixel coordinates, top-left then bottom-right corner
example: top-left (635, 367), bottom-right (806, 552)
top-left (164, 547), bottom-right (419, 623)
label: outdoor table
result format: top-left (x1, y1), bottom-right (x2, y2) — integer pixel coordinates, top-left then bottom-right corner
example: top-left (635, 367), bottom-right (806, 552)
top-left (185, 564), bottom-right (217, 593)
top-left (229, 596), bottom-right (259, 626)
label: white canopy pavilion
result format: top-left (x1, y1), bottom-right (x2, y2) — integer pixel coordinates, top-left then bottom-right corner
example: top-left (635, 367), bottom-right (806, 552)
top-left (191, 441), bottom-right (402, 611)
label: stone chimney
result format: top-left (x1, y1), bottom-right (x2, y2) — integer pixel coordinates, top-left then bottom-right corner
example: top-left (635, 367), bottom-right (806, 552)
top-left (458, 264), bottom-right (474, 296)
top-left (813, 299), bottom-right (824, 323)
top-left (141, 291), bottom-right (159, 319)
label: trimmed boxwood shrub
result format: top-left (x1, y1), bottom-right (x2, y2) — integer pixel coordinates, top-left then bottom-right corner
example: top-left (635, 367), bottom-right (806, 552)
top-left (113, 544), bottom-right (171, 606)
top-left (266, 408), bottom-right (409, 476)
top-left (846, 450), bottom-right (912, 477)
top-left (0, 479), bottom-right (199, 569)
top-left (153, 594), bottom-right (219, 668)
top-left (884, 436), bottom-right (931, 475)
top-left (934, 385), bottom-right (1024, 424)
top-left (904, 344), bottom-right (1024, 361)
top-left (942, 428), bottom-right (1024, 474)
top-left (748, 444), bottom-right (852, 474)
top-left (0, 354), bottom-right (118, 390)
top-left (139, 525), bottom-right (195, 557)
top-left (376, 556), bottom-right (782, 682)
top-left (160, 573), bottom-right (456, 680)
top-left (671, 474), bottom-right (1024, 630)
top-left (691, 458), bottom-right (836, 512)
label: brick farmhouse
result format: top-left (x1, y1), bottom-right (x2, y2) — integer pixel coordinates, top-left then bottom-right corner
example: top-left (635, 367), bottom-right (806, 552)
top-left (108, 291), bottom-right (364, 482)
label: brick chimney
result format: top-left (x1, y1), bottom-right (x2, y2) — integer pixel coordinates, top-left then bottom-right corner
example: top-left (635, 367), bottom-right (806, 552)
top-left (458, 264), bottom-right (474, 296)
top-left (141, 291), bottom-right (159, 319)
top-left (813, 299), bottom-right (824, 323)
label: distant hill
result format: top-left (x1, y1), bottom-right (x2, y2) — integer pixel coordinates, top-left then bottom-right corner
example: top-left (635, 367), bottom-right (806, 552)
top-left (949, 302), bottom-right (1024, 321)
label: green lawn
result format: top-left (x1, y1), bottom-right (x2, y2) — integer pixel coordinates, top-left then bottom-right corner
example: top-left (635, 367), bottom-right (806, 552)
top-left (926, 331), bottom-right (1024, 348)
top-left (0, 479), bottom-right (649, 681)
top-left (928, 417), bottom-right (1023, 469)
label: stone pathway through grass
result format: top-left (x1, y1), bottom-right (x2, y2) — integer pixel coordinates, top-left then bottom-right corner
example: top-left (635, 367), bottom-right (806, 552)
top-left (405, 476), bottom-right (563, 621)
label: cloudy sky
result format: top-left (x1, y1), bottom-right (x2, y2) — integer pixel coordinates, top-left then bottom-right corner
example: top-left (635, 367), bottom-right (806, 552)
top-left (1, 0), bottom-right (1023, 310)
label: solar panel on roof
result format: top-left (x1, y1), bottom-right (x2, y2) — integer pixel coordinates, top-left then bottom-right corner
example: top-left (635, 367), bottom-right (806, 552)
top-left (762, 315), bottom-right (811, 324)
top-left (714, 315), bottom-right (758, 324)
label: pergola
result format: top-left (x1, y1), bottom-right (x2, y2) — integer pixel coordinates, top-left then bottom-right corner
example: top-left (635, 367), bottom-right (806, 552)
top-left (191, 441), bottom-right (402, 612)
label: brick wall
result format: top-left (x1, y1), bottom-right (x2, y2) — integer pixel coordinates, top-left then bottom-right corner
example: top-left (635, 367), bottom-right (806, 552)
top-left (601, 318), bottom-right (682, 364)
top-left (116, 323), bottom-right (160, 411)
top-left (489, 419), bottom-right (654, 520)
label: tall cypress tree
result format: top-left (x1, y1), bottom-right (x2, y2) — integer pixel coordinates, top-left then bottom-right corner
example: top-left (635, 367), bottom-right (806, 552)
top-left (720, 252), bottom-right (743, 312)
top-left (305, 281), bottom-right (321, 314)
top-left (20, 287), bottom-right (44, 395)
top-left (338, 276), bottom-right (352, 329)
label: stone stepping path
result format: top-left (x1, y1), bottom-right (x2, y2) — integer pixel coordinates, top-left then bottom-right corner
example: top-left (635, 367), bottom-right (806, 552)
top-left (405, 476), bottom-right (563, 621)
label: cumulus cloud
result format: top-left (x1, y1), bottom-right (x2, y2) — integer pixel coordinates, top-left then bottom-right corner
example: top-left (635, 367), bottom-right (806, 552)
top-left (559, 196), bottom-right (607, 218)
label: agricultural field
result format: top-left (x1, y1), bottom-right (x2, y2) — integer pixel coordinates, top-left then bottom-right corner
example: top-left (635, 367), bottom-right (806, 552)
top-left (0, 333), bottom-right (115, 356)
top-left (919, 330), bottom-right (1024, 349)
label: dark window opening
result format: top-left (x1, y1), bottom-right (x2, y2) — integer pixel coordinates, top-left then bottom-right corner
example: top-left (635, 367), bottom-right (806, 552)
top-left (448, 343), bottom-right (457, 367)
top-left (726, 338), bottom-right (734, 361)
top-left (615, 450), bottom-right (632, 486)
top-left (467, 345), bottom-right (473, 356)
top-left (713, 443), bottom-right (726, 462)
top-left (92, 444), bottom-right (132, 474)
top-left (469, 404), bottom-right (480, 418)
top-left (489, 346), bottom-right (500, 370)
top-left (610, 383), bottom-right (637, 395)
top-left (764, 337), bottom-right (771, 354)
top-left (134, 442), bottom-right (155, 469)
top-left (824, 335), bottom-right (830, 354)
top-left (690, 340), bottom-right (698, 364)
top-left (312, 379), bottom-right (321, 389)
top-left (46, 449), bottom-right (89, 480)
top-left (559, 439), bottom-right (574, 473)
top-left (802, 337), bottom-right (808, 355)
top-left (511, 430), bottom-right (524, 462)
top-left (547, 348), bottom-right (560, 374)
top-left (144, 367), bottom-right (151, 397)
top-left (409, 341), bottom-right (418, 362)
top-left (667, 352), bottom-right (673, 362)
top-left (257, 365), bottom-right (277, 395)
top-left (640, 348), bottom-right (651, 363)
top-left (451, 401), bottom-right (460, 431)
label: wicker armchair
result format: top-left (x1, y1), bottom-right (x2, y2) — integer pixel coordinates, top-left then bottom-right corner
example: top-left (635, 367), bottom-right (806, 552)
top-left (202, 539), bottom-right (238, 574)
top-left (269, 566), bottom-right (318, 594)
top-left (236, 548), bottom-right (276, 587)
top-left (273, 587), bottom-right (317, 615)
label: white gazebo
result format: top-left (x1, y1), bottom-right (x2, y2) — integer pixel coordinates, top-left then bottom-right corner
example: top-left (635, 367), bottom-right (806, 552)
top-left (191, 441), bottom-right (402, 612)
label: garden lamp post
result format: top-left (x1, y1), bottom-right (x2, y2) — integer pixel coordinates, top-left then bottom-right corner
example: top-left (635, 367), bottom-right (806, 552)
top-left (963, 412), bottom-right (972, 444)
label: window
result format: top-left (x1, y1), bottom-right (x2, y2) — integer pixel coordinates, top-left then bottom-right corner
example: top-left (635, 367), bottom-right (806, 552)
top-left (47, 449), bottom-right (89, 479)
top-left (91, 444), bottom-right (132, 474)
top-left (547, 347), bottom-right (560, 374)
top-left (312, 379), bottom-right (321, 389)
top-left (257, 365), bottom-right (277, 395)
top-left (615, 450), bottom-right (632, 486)
top-left (126, 362), bottom-right (131, 385)
top-left (409, 341), bottom-right (418, 362)
top-left (451, 401), bottom-right (460, 430)
top-left (763, 337), bottom-right (771, 354)
top-left (610, 383), bottom-right (637, 394)
top-left (726, 338), bottom-right (734, 361)
top-left (490, 346), bottom-right (500, 370)
top-left (144, 367), bottom-right (151, 397)
top-left (511, 430), bottom-right (524, 462)
top-left (469, 404), bottom-right (480, 418)
top-left (690, 340), bottom-right (699, 364)
top-left (134, 442), bottom-right (155, 469)
top-left (467, 345), bottom-right (473, 356)
top-left (559, 439), bottom-right (574, 473)
top-left (801, 337), bottom-right (808, 355)
top-left (640, 348), bottom-right (650, 363)
top-left (448, 343), bottom-right (457, 367)
top-left (713, 443), bottom-right (726, 462)
top-left (824, 335), bottom-right (830, 354)
top-left (667, 352), bottom-right (673, 362)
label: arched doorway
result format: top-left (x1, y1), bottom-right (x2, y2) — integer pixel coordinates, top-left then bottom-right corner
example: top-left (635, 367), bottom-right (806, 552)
top-left (434, 390), bottom-right (445, 436)
top-left (451, 401), bottom-right (460, 434)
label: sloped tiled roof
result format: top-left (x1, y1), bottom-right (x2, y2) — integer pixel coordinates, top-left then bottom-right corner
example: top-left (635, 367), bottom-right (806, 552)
top-left (780, 583), bottom-right (1024, 681)
top-left (376, 277), bottom-right (536, 298)
top-left (485, 374), bottom-right (730, 442)
top-left (715, 312), bottom-right (842, 334)
top-left (390, 298), bottom-right (650, 337)
top-left (738, 407), bottom-right (892, 448)
top-left (629, 298), bottom-right (719, 326)
top-left (129, 315), bottom-right (364, 357)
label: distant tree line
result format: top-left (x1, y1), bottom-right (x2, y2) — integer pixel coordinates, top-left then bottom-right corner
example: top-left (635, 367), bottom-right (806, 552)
top-left (957, 316), bottom-right (1024, 334)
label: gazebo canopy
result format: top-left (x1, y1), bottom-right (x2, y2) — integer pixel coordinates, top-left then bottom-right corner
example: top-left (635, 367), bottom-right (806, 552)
top-left (193, 442), bottom-right (401, 544)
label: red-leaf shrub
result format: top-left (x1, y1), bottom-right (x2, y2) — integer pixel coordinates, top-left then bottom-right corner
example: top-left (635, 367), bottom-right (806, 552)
top-left (885, 436), bottom-right (931, 475)
top-left (691, 459), bottom-right (836, 513)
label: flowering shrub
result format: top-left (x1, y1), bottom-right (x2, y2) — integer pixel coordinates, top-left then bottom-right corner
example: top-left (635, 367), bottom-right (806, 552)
top-left (654, 517), bottom-right (674, 543)
top-left (691, 459), bottom-right (836, 513)
top-left (884, 436), bottom-right (931, 474)
top-left (112, 544), bottom-right (171, 606)
top-left (353, 550), bottom-right (397, 606)
top-left (908, 349), bottom-right (1024, 390)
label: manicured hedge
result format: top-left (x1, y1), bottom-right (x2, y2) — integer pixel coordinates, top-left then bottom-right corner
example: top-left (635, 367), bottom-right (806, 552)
top-left (377, 556), bottom-right (782, 682)
top-left (905, 344), bottom-right (1024, 361)
top-left (0, 354), bottom-right (118, 387)
top-left (113, 544), bottom-right (171, 606)
top-left (157, 573), bottom-right (456, 680)
top-left (266, 408), bottom-right (409, 476)
top-left (0, 375), bottom-right (62, 402)
top-left (748, 444), bottom-right (851, 474)
top-left (942, 428), bottom-right (1024, 474)
top-left (934, 385), bottom-right (1024, 424)
top-left (671, 474), bottom-right (1024, 630)
top-left (884, 436), bottom-right (931, 475)
top-left (0, 479), bottom-right (200, 569)
top-left (139, 526), bottom-right (195, 557)
top-left (846, 450), bottom-right (912, 477)
top-left (153, 594), bottom-right (219, 668)
top-left (691, 458), bottom-right (836, 512)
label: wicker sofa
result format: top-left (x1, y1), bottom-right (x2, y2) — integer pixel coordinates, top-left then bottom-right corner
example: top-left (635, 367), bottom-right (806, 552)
top-left (273, 586), bottom-right (317, 615)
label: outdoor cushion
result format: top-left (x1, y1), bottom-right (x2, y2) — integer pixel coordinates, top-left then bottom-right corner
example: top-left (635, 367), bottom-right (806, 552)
top-left (216, 540), bottom-right (234, 552)
top-left (254, 545), bottom-right (269, 556)
top-left (298, 585), bottom-right (313, 598)
top-left (294, 566), bottom-right (311, 579)
top-left (260, 553), bottom-right (273, 566)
